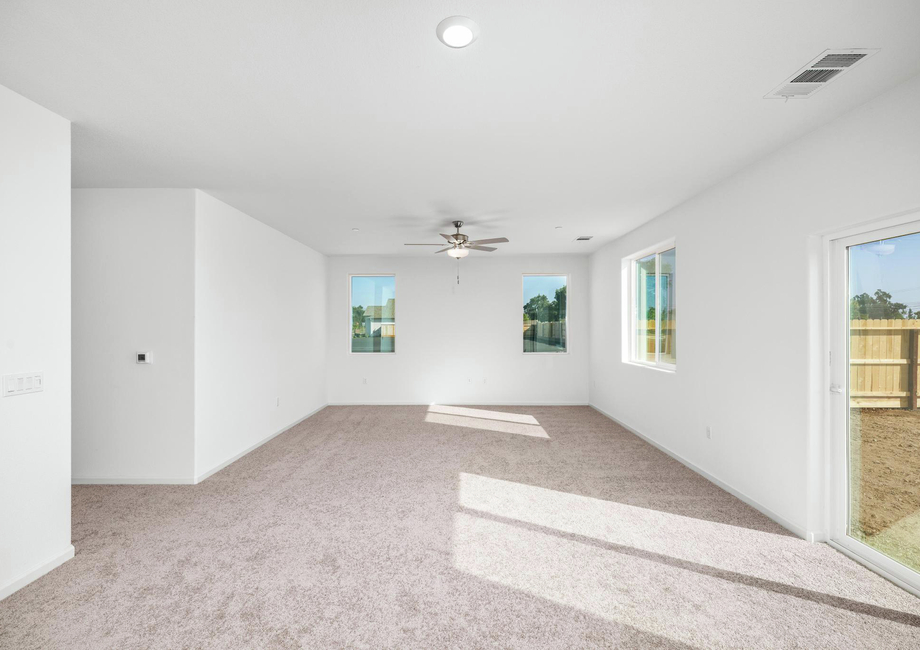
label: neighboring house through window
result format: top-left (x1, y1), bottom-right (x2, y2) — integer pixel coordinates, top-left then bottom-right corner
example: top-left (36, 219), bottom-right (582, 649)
top-left (351, 275), bottom-right (395, 353)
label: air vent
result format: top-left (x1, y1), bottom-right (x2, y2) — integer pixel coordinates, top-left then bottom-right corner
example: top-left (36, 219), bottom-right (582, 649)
top-left (765, 49), bottom-right (878, 99)
top-left (790, 69), bottom-right (841, 84)
top-left (774, 83), bottom-right (823, 98)
top-left (813, 53), bottom-right (867, 68)
top-left (575, 236), bottom-right (593, 241)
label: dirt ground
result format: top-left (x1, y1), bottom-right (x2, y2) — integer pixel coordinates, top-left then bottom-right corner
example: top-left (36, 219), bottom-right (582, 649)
top-left (850, 408), bottom-right (920, 570)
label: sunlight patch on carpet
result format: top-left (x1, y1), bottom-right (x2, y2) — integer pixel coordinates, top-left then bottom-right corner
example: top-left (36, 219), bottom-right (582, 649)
top-left (428, 404), bottom-right (540, 425)
top-left (452, 505), bottom-right (919, 645)
top-left (455, 473), bottom-right (886, 601)
top-left (425, 406), bottom-right (548, 438)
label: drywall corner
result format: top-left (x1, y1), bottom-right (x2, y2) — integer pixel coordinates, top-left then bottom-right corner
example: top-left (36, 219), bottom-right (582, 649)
top-left (193, 191), bottom-right (327, 477)
top-left (0, 83), bottom-right (73, 598)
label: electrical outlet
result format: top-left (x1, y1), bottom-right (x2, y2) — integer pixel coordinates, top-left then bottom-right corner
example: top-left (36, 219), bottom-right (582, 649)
top-left (362, 378), bottom-right (367, 385)
top-left (706, 426), bottom-right (713, 440)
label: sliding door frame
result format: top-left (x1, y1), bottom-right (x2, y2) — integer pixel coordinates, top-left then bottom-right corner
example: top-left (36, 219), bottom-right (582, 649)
top-left (826, 210), bottom-right (920, 598)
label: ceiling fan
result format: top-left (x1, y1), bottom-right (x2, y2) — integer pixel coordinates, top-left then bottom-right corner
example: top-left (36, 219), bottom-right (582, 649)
top-left (404, 220), bottom-right (509, 258)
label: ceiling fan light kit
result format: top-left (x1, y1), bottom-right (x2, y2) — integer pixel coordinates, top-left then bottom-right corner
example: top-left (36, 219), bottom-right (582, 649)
top-left (404, 220), bottom-right (509, 258)
top-left (404, 220), bottom-right (509, 284)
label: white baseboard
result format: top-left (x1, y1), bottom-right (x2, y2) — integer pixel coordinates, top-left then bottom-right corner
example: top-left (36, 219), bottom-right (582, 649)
top-left (72, 477), bottom-right (196, 485)
top-left (194, 404), bottom-right (328, 484)
top-left (589, 404), bottom-right (808, 540)
top-left (0, 545), bottom-right (75, 601)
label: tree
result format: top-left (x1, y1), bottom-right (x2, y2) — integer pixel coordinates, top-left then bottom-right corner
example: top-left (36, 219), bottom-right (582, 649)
top-left (352, 305), bottom-right (366, 335)
top-left (524, 294), bottom-right (551, 321)
top-left (524, 287), bottom-right (567, 323)
top-left (553, 286), bottom-right (567, 322)
top-left (850, 290), bottom-right (909, 319)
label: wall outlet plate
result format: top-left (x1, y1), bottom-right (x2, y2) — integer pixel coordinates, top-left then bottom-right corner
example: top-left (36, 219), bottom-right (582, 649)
top-left (136, 352), bottom-right (152, 364)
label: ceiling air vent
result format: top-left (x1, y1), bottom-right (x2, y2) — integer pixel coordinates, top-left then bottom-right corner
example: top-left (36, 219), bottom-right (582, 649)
top-left (790, 69), bottom-right (842, 84)
top-left (575, 236), bottom-right (593, 241)
top-left (814, 53), bottom-right (868, 68)
top-left (765, 49), bottom-right (878, 100)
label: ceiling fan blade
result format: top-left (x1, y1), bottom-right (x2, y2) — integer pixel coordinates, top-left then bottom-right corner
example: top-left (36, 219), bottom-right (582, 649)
top-left (468, 245), bottom-right (497, 252)
top-left (404, 243), bottom-right (445, 246)
top-left (467, 237), bottom-right (509, 245)
top-left (439, 233), bottom-right (457, 243)
top-left (434, 247), bottom-right (453, 254)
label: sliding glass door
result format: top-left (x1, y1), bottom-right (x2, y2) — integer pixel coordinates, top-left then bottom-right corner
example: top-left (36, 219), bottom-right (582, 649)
top-left (830, 218), bottom-right (920, 595)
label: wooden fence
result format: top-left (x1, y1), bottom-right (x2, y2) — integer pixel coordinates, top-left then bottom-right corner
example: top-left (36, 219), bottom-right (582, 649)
top-left (850, 319), bottom-right (920, 408)
top-left (523, 320), bottom-right (566, 341)
top-left (641, 320), bottom-right (676, 356)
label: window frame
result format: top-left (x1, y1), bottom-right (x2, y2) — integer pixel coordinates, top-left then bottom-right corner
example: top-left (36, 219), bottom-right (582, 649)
top-left (624, 239), bottom-right (676, 371)
top-left (521, 273), bottom-right (570, 355)
top-left (348, 273), bottom-right (397, 355)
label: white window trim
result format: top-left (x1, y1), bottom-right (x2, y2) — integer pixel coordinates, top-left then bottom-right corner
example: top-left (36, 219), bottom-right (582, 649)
top-left (348, 273), bottom-right (397, 355)
top-left (623, 238), bottom-right (676, 372)
top-left (522, 273), bottom-right (570, 355)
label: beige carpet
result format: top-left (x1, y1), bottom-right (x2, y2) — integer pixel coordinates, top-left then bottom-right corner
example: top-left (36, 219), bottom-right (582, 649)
top-left (2, 405), bottom-right (919, 649)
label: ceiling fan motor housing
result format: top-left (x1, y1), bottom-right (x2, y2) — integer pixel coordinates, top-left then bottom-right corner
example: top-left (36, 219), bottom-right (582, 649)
top-left (402, 220), bottom-right (508, 254)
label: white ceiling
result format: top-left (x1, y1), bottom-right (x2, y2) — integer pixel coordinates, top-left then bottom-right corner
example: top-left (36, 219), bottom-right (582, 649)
top-left (2, 1), bottom-right (920, 255)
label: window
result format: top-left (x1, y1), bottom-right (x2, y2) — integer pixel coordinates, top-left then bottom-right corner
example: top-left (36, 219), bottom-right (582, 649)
top-left (629, 243), bottom-right (676, 368)
top-left (350, 275), bottom-right (395, 353)
top-left (523, 275), bottom-right (567, 353)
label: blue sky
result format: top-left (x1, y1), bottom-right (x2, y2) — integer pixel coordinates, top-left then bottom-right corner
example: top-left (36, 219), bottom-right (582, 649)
top-left (351, 275), bottom-right (567, 309)
top-left (523, 275), bottom-right (566, 305)
top-left (351, 276), bottom-right (395, 309)
top-left (850, 231), bottom-right (920, 311)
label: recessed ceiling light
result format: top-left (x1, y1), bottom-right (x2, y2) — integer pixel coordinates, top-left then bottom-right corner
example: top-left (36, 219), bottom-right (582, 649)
top-left (443, 25), bottom-right (473, 47)
top-left (437, 16), bottom-right (479, 49)
top-left (555, 226), bottom-right (563, 230)
top-left (351, 227), bottom-right (359, 232)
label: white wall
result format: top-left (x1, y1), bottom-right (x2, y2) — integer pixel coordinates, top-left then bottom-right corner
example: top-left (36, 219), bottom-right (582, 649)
top-left (71, 189), bottom-right (326, 483)
top-left (589, 72), bottom-right (920, 538)
top-left (0, 85), bottom-right (73, 599)
top-left (326, 255), bottom-right (589, 405)
top-left (194, 191), bottom-right (327, 479)
top-left (71, 189), bottom-right (196, 482)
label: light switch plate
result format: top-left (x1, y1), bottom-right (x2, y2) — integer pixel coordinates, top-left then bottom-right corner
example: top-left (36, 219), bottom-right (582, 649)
top-left (2, 372), bottom-right (44, 397)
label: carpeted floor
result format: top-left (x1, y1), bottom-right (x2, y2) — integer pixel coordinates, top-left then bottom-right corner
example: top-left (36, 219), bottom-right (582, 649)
top-left (2, 405), bottom-right (919, 649)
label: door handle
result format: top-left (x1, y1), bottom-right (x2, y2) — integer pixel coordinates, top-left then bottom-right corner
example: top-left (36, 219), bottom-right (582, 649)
top-left (830, 384), bottom-right (844, 394)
